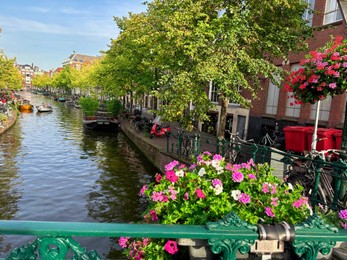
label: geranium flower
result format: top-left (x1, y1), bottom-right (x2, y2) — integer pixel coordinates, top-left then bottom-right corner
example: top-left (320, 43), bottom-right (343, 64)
top-left (285, 36), bottom-right (347, 104)
top-left (165, 160), bottom-right (179, 171)
top-left (265, 207), bottom-right (275, 217)
top-left (164, 240), bottom-right (178, 255)
top-left (239, 193), bottom-right (250, 204)
top-left (118, 237), bottom-right (129, 248)
top-left (232, 171), bottom-right (244, 182)
top-left (196, 188), bottom-right (206, 199)
top-left (139, 185), bottom-right (147, 195)
top-left (165, 170), bottom-right (178, 183)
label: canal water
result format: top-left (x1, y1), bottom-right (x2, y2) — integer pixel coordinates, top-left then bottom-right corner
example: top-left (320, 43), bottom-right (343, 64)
top-left (0, 92), bottom-right (157, 259)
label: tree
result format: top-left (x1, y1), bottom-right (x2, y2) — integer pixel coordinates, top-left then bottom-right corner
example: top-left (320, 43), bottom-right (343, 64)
top-left (142, 0), bottom-right (313, 135)
top-left (99, 12), bottom-right (159, 111)
top-left (52, 66), bottom-right (72, 94)
top-left (0, 51), bottom-right (22, 90)
top-left (32, 73), bottom-right (52, 90)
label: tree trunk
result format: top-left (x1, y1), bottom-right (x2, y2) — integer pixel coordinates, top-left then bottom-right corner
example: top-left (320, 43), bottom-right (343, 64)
top-left (218, 96), bottom-right (228, 138)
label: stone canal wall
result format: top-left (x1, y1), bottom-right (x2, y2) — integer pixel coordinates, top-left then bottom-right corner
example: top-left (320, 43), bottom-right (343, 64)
top-left (0, 110), bottom-right (17, 136)
top-left (120, 121), bottom-right (183, 173)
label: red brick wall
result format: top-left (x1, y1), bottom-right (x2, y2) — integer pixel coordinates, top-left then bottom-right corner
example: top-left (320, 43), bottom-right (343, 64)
top-left (249, 0), bottom-right (347, 132)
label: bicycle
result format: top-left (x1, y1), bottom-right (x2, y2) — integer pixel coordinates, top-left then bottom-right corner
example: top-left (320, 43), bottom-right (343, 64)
top-left (284, 148), bottom-right (347, 212)
top-left (223, 130), bottom-right (254, 164)
top-left (258, 124), bottom-right (281, 148)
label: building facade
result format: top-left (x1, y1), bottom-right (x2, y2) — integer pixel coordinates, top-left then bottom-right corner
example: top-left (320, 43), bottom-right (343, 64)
top-left (246, 0), bottom-right (347, 142)
top-left (62, 52), bottom-right (98, 70)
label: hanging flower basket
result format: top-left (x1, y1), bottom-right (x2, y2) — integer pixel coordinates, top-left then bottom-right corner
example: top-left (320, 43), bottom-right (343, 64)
top-left (284, 36), bottom-right (347, 104)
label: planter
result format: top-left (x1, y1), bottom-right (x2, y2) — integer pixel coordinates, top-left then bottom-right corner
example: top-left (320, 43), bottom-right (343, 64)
top-left (177, 238), bottom-right (287, 260)
top-left (177, 238), bottom-right (218, 260)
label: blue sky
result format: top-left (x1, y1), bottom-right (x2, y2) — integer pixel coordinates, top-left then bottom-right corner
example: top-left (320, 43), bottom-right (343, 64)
top-left (0, 0), bottom-right (147, 71)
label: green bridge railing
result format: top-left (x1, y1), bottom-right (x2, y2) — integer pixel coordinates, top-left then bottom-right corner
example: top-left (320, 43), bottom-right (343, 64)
top-left (168, 132), bottom-right (347, 212)
top-left (1, 212), bottom-right (347, 260)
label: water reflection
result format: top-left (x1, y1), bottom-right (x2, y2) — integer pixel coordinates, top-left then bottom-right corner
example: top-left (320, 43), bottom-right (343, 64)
top-left (0, 93), bottom-right (156, 259)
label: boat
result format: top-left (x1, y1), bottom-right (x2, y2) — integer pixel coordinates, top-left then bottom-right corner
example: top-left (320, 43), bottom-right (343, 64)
top-left (58, 97), bottom-right (65, 102)
top-left (18, 100), bottom-right (33, 111)
top-left (82, 111), bottom-right (120, 131)
top-left (36, 105), bottom-right (53, 113)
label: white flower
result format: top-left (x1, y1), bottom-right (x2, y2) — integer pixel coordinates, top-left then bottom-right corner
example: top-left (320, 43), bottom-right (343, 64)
top-left (287, 182), bottom-right (294, 191)
top-left (214, 185), bottom-right (223, 195)
top-left (231, 190), bottom-right (241, 200)
top-left (216, 166), bottom-right (224, 175)
top-left (175, 170), bottom-right (184, 177)
top-left (198, 167), bottom-right (206, 176)
top-left (211, 160), bottom-right (221, 168)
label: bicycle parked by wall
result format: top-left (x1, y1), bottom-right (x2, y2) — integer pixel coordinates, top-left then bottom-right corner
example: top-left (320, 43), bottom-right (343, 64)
top-left (221, 130), bottom-right (254, 164)
top-left (258, 124), bottom-right (282, 148)
top-left (284, 148), bottom-right (347, 211)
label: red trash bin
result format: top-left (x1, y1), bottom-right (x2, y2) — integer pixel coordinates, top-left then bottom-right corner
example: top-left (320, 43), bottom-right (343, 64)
top-left (283, 126), bottom-right (308, 153)
top-left (332, 129), bottom-right (343, 149)
top-left (306, 128), bottom-right (336, 151)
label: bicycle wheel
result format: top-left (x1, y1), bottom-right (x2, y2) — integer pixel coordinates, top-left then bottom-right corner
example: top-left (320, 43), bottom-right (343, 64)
top-left (286, 172), bottom-right (328, 209)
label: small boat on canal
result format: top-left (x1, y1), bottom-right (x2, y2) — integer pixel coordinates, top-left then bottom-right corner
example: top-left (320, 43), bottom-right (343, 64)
top-left (36, 104), bottom-right (53, 113)
top-left (18, 99), bottom-right (33, 112)
top-left (82, 111), bottom-right (120, 131)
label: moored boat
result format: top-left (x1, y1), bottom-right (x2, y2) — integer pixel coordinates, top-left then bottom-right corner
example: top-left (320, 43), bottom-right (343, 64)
top-left (18, 100), bottom-right (33, 111)
top-left (82, 111), bottom-right (120, 131)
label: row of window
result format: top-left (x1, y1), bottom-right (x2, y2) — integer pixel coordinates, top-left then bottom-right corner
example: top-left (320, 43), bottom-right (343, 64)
top-left (304, 0), bottom-right (343, 26)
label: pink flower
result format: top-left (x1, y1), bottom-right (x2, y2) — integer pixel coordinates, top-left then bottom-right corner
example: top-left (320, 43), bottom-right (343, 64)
top-left (271, 184), bottom-right (277, 194)
top-left (213, 154), bottom-right (223, 161)
top-left (262, 183), bottom-right (270, 193)
top-left (248, 174), bottom-right (256, 180)
top-left (150, 210), bottom-right (158, 222)
top-left (232, 171), bottom-right (244, 182)
top-left (265, 207), bottom-right (275, 217)
top-left (329, 82), bottom-right (336, 89)
top-left (184, 192), bottom-right (189, 200)
top-left (239, 193), bottom-right (250, 204)
top-left (292, 196), bottom-right (308, 208)
top-left (212, 179), bottom-right (222, 187)
top-left (165, 160), bottom-right (179, 171)
top-left (118, 237), bottom-right (129, 248)
top-left (151, 191), bottom-right (164, 202)
top-left (196, 188), bottom-right (206, 199)
top-left (139, 185), bottom-right (147, 196)
top-left (271, 197), bottom-right (278, 206)
top-left (155, 174), bottom-right (162, 183)
top-left (339, 209), bottom-right (347, 221)
top-left (166, 170), bottom-right (178, 183)
top-left (164, 240), bottom-right (178, 255)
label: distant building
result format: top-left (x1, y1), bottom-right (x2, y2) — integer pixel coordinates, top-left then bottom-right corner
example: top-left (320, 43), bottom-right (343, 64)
top-left (62, 52), bottom-right (98, 70)
top-left (16, 64), bottom-right (34, 88)
top-left (48, 67), bottom-right (63, 78)
top-left (16, 64), bottom-right (46, 88)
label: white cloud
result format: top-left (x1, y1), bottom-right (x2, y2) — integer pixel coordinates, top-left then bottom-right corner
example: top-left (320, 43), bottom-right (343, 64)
top-left (0, 16), bottom-right (116, 38)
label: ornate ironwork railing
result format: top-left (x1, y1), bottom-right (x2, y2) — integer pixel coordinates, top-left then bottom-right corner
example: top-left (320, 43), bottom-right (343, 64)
top-left (1, 212), bottom-right (347, 260)
top-left (168, 133), bottom-right (347, 212)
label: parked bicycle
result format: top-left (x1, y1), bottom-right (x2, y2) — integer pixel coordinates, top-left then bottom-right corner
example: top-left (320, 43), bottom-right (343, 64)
top-left (284, 148), bottom-right (347, 211)
top-left (222, 130), bottom-right (254, 164)
top-left (258, 124), bottom-right (281, 148)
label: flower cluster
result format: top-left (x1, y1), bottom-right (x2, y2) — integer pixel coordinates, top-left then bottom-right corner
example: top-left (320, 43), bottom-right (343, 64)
top-left (284, 36), bottom-right (347, 104)
top-left (119, 152), bottom-right (311, 259)
top-left (339, 209), bottom-right (347, 229)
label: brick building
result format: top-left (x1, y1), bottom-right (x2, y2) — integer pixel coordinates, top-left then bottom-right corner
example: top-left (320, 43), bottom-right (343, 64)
top-left (246, 0), bottom-right (347, 141)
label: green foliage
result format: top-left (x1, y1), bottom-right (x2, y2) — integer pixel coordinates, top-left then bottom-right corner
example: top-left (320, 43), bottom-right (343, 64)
top-left (79, 97), bottom-right (99, 116)
top-left (0, 51), bottom-right (22, 90)
top-left (106, 99), bottom-right (123, 117)
top-left (120, 152), bottom-right (312, 258)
